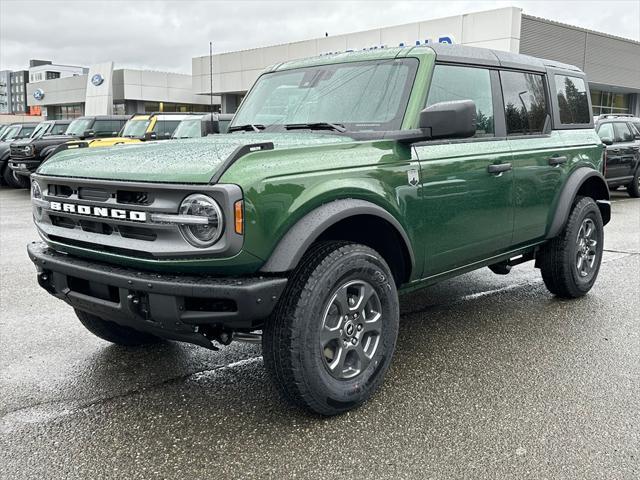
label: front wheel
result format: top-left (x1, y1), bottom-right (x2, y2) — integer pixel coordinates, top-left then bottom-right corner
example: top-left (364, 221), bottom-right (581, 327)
top-left (263, 242), bottom-right (399, 416)
top-left (538, 196), bottom-right (604, 298)
top-left (2, 165), bottom-right (29, 188)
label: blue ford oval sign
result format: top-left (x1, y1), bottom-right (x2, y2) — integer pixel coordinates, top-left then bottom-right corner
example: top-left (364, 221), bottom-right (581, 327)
top-left (91, 73), bottom-right (104, 86)
top-left (33, 88), bottom-right (45, 100)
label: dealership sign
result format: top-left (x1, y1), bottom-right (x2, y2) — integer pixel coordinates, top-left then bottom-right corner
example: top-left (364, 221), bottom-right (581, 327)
top-left (91, 73), bottom-right (104, 86)
top-left (321, 35), bottom-right (455, 56)
top-left (33, 88), bottom-right (45, 100)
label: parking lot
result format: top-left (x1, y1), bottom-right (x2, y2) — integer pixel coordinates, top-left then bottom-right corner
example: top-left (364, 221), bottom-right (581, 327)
top-left (0, 186), bottom-right (638, 479)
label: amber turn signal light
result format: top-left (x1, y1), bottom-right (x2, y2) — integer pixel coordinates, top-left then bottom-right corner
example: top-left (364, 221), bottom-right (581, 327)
top-left (234, 200), bottom-right (244, 235)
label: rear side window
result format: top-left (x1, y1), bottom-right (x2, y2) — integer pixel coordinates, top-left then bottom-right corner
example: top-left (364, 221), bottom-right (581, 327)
top-left (426, 64), bottom-right (494, 137)
top-left (555, 75), bottom-right (590, 124)
top-left (613, 122), bottom-right (634, 142)
top-left (501, 71), bottom-right (549, 135)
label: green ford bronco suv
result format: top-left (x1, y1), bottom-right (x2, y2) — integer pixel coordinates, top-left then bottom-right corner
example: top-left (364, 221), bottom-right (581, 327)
top-left (28, 44), bottom-right (610, 415)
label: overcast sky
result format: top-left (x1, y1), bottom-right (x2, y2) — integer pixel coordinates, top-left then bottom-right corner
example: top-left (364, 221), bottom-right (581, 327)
top-left (1, 0), bottom-right (639, 73)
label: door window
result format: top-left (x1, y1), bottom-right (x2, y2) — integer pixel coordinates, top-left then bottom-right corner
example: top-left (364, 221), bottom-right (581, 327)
top-left (555, 75), bottom-right (590, 124)
top-left (501, 71), bottom-right (549, 135)
top-left (426, 65), bottom-right (494, 137)
top-left (597, 123), bottom-right (614, 141)
top-left (51, 123), bottom-right (68, 135)
top-left (613, 122), bottom-right (634, 142)
top-left (152, 120), bottom-right (180, 138)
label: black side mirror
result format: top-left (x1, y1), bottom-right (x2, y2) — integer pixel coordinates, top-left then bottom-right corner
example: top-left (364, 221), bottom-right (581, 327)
top-left (419, 100), bottom-right (477, 139)
top-left (600, 137), bottom-right (613, 146)
top-left (144, 132), bottom-right (157, 140)
top-left (83, 130), bottom-right (95, 138)
top-left (396, 100), bottom-right (477, 144)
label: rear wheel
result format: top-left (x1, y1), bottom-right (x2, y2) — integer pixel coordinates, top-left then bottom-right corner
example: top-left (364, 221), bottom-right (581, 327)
top-left (75, 309), bottom-right (161, 346)
top-left (627, 170), bottom-right (640, 198)
top-left (538, 196), bottom-right (604, 298)
top-left (263, 242), bottom-right (399, 416)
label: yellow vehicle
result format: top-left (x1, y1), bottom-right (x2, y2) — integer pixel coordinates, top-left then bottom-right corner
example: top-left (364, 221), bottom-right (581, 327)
top-left (67, 112), bottom-right (198, 148)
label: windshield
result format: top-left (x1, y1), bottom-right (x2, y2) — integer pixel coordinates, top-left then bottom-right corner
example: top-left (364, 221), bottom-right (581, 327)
top-left (66, 118), bottom-right (93, 136)
top-left (121, 119), bottom-right (150, 138)
top-left (30, 122), bottom-right (52, 139)
top-left (231, 58), bottom-right (418, 132)
top-left (1, 125), bottom-right (20, 141)
top-left (171, 119), bottom-right (202, 138)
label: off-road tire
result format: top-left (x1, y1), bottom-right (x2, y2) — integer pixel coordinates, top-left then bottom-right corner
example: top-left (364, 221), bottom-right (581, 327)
top-left (263, 241), bottom-right (399, 416)
top-left (75, 309), bottom-right (161, 346)
top-left (538, 196), bottom-right (604, 298)
top-left (2, 164), bottom-right (28, 188)
top-left (627, 170), bottom-right (640, 198)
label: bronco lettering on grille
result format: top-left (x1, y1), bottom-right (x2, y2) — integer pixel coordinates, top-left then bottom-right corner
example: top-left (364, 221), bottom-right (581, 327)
top-left (49, 202), bottom-right (147, 222)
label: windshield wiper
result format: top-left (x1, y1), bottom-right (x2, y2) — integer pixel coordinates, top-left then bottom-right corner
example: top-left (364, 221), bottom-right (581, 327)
top-left (228, 124), bottom-right (265, 133)
top-left (284, 122), bottom-right (346, 133)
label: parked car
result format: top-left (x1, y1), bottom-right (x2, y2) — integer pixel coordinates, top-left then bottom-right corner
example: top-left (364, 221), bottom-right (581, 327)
top-left (171, 113), bottom-right (234, 139)
top-left (8, 116), bottom-right (129, 185)
top-left (0, 122), bottom-right (40, 187)
top-left (595, 114), bottom-right (640, 197)
top-left (27, 44), bottom-right (610, 415)
top-left (83, 112), bottom-right (201, 147)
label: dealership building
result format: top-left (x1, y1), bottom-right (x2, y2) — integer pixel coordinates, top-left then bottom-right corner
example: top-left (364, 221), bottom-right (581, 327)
top-left (26, 62), bottom-right (218, 119)
top-left (192, 6), bottom-right (640, 116)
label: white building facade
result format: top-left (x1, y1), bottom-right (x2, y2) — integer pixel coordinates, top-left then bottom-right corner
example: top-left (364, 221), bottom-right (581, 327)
top-left (192, 7), bottom-right (640, 115)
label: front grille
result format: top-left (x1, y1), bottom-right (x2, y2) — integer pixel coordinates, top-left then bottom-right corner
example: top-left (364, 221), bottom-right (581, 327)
top-left (34, 174), bottom-right (243, 260)
top-left (78, 187), bottom-right (110, 202)
top-left (117, 190), bottom-right (150, 205)
top-left (10, 145), bottom-right (34, 159)
top-left (49, 184), bottom-right (73, 197)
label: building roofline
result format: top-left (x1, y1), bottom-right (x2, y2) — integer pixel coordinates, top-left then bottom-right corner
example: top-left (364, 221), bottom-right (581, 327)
top-left (521, 13), bottom-right (640, 45)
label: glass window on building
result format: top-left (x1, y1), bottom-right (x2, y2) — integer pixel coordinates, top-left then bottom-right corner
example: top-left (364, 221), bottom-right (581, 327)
top-left (591, 90), bottom-right (630, 116)
top-left (46, 71), bottom-right (61, 80)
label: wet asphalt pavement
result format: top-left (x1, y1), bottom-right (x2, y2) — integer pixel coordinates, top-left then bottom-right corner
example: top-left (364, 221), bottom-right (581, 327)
top-left (0, 186), bottom-right (638, 480)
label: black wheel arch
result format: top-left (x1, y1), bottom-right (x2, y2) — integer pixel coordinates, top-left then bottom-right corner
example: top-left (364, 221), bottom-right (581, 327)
top-left (547, 167), bottom-right (610, 239)
top-left (259, 199), bottom-right (415, 285)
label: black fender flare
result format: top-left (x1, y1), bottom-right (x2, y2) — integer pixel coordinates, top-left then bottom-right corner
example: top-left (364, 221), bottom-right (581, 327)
top-left (260, 199), bottom-right (415, 274)
top-left (546, 167), bottom-right (610, 239)
top-left (40, 145), bottom-right (59, 159)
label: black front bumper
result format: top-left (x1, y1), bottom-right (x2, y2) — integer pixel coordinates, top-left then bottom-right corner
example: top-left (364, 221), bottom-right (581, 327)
top-left (28, 242), bottom-right (287, 348)
top-left (9, 159), bottom-right (40, 177)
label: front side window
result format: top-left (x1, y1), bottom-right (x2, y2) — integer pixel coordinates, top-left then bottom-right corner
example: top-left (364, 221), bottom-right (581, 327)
top-left (555, 75), bottom-right (590, 124)
top-left (65, 118), bottom-right (93, 136)
top-left (426, 64), bottom-right (494, 137)
top-left (172, 119), bottom-right (202, 138)
top-left (31, 122), bottom-right (52, 139)
top-left (51, 123), bottom-right (69, 135)
top-left (231, 58), bottom-right (419, 132)
top-left (152, 120), bottom-right (181, 138)
top-left (501, 71), bottom-right (549, 135)
top-left (597, 123), bottom-right (614, 141)
top-left (613, 122), bottom-right (634, 142)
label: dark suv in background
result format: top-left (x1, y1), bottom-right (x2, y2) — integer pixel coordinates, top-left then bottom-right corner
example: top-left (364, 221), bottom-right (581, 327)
top-left (596, 114), bottom-right (640, 197)
top-left (0, 122), bottom-right (39, 187)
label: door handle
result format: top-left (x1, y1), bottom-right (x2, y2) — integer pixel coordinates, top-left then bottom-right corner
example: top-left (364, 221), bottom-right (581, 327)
top-left (548, 155), bottom-right (567, 166)
top-left (487, 163), bottom-right (512, 174)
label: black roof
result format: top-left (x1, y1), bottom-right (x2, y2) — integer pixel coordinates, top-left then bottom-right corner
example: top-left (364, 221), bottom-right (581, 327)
top-left (428, 43), bottom-right (583, 74)
top-left (74, 115), bottom-right (130, 121)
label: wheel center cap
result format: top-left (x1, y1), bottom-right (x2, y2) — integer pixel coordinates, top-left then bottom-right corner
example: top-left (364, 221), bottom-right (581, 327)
top-left (344, 321), bottom-right (355, 337)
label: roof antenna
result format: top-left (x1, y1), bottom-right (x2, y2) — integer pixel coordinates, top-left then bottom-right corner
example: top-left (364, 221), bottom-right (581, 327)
top-left (210, 41), bottom-right (214, 125)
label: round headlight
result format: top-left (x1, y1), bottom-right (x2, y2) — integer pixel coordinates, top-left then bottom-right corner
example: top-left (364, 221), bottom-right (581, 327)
top-left (31, 179), bottom-right (42, 200)
top-left (178, 194), bottom-right (224, 247)
top-left (31, 179), bottom-right (43, 220)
